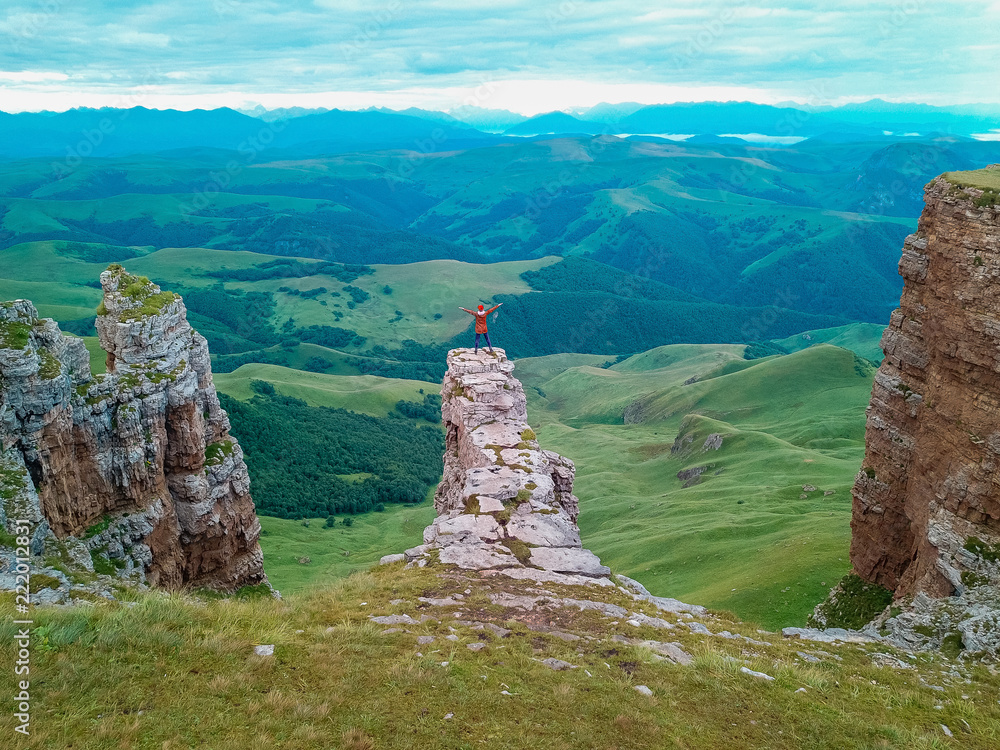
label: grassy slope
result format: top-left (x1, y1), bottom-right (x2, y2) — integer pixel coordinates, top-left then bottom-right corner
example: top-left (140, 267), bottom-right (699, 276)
top-left (140, 338), bottom-right (868, 629)
top-left (518, 344), bottom-right (872, 629)
top-left (1, 240), bottom-right (872, 627)
top-left (79, 336), bottom-right (107, 374)
top-left (244, 257), bottom-right (558, 347)
top-left (125, 245), bottom-right (286, 286)
top-left (774, 322), bottom-right (886, 362)
top-left (2, 563), bottom-right (997, 750)
top-left (0, 242), bottom-right (557, 348)
top-left (257, 500), bottom-right (437, 594)
top-left (214, 364), bottom-right (432, 415)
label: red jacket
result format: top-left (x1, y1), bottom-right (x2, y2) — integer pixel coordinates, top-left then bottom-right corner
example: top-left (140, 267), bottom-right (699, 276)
top-left (463, 305), bottom-right (500, 333)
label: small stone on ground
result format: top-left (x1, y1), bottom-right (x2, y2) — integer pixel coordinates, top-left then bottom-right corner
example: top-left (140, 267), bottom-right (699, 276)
top-left (539, 657), bottom-right (578, 671)
top-left (740, 666), bottom-right (775, 681)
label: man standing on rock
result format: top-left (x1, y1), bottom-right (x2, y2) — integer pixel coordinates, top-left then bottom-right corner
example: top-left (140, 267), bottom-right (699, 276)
top-left (459, 302), bottom-right (502, 354)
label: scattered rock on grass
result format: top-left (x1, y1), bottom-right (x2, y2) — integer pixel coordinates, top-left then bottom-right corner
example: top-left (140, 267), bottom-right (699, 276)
top-left (370, 614), bottom-right (417, 625)
top-left (740, 666), bottom-right (774, 681)
top-left (539, 657), bottom-right (578, 671)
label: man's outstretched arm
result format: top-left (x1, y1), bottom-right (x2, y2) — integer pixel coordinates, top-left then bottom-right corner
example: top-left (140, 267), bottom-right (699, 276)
top-left (459, 307), bottom-right (474, 314)
top-left (486, 303), bottom-right (503, 314)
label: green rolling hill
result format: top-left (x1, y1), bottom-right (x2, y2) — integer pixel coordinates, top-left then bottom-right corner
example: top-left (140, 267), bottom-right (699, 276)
top-left (214, 364), bottom-right (432, 416)
top-left (227, 341), bottom-right (878, 628)
top-left (517, 343), bottom-right (874, 628)
top-left (1, 124), bottom-right (942, 628)
top-left (773, 322), bottom-right (886, 362)
top-left (9, 133), bottom-right (994, 327)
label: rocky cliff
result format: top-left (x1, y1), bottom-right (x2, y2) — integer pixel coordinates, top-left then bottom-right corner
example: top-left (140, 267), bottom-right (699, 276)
top-left (843, 167), bottom-right (1000, 651)
top-left (389, 348), bottom-right (611, 586)
top-left (0, 265), bottom-right (266, 597)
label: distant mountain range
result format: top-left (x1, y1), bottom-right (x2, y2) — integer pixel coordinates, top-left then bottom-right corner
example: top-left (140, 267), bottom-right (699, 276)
top-left (0, 107), bottom-right (498, 160)
top-left (1, 100), bottom-right (995, 160)
top-left (503, 111), bottom-right (607, 136)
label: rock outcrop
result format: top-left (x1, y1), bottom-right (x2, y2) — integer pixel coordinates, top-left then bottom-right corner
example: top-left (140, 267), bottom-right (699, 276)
top-left (396, 348), bottom-right (611, 586)
top-left (843, 167), bottom-right (1000, 653)
top-left (0, 265), bottom-right (267, 595)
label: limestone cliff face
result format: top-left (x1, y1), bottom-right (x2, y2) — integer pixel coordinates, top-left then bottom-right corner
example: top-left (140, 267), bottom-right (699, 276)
top-left (851, 170), bottom-right (1000, 600)
top-left (0, 266), bottom-right (266, 592)
top-left (396, 348), bottom-right (610, 586)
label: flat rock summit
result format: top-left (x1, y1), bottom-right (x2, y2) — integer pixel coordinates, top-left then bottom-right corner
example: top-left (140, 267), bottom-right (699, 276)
top-left (384, 348), bottom-right (612, 586)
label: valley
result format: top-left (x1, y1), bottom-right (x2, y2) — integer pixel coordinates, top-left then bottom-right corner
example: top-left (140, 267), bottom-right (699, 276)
top-left (1, 110), bottom-right (994, 630)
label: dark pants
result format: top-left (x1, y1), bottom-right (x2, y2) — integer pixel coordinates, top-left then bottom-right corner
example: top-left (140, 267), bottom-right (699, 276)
top-left (474, 332), bottom-right (493, 353)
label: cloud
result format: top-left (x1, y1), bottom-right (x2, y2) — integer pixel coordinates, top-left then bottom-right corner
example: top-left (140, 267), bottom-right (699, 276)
top-left (0, 0), bottom-right (996, 112)
top-left (108, 28), bottom-right (171, 48)
top-left (0, 70), bottom-right (69, 82)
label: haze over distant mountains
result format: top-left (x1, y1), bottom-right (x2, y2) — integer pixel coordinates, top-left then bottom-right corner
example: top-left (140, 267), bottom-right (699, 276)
top-left (1, 100), bottom-right (996, 160)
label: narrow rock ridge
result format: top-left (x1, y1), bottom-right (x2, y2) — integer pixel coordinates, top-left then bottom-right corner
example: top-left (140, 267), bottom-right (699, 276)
top-left (395, 348), bottom-right (611, 586)
top-left (839, 168), bottom-right (1000, 654)
top-left (0, 266), bottom-right (267, 594)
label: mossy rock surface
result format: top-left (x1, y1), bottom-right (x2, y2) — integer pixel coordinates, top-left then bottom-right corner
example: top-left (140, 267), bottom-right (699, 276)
top-left (809, 573), bottom-right (893, 629)
top-left (205, 439), bottom-right (235, 467)
top-left (0, 320), bottom-right (32, 350)
top-left (965, 536), bottom-right (1000, 563)
top-left (101, 265), bottom-right (180, 322)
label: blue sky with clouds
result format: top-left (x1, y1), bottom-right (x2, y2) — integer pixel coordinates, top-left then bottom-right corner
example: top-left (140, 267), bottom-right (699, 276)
top-left (0, 0), bottom-right (997, 113)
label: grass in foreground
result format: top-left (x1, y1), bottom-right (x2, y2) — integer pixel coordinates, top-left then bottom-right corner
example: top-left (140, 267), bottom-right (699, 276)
top-left (1, 563), bottom-right (998, 749)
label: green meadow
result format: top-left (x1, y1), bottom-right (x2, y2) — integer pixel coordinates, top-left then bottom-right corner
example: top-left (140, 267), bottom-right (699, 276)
top-left (0, 240), bottom-right (556, 347)
top-left (214, 364), bottom-right (432, 416)
top-left (256, 500), bottom-right (437, 595)
top-left (518, 343), bottom-right (873, 629)
top-left (775, 323), bottom-right (886, 363)
top-left (0, 194), bottom-right (887, 629)
top-left (234, 341), bottom-right (875, 630)
top-left (5, 561), bottom-right (998, 750)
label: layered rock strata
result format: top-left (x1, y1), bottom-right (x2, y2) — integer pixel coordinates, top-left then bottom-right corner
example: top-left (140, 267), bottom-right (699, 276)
top-left (850, 172), bottom-right (1000, 597)
top-left (0, 266), bottom-right (266, 593)
top-left (397, 348), bottom-right (611, 586)
top-left (843, 168), bottom-right (1000, 652)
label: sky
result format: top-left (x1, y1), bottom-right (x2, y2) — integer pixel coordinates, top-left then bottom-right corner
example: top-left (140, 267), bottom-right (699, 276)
top-left (0, 0), bottom-right (997, 114)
